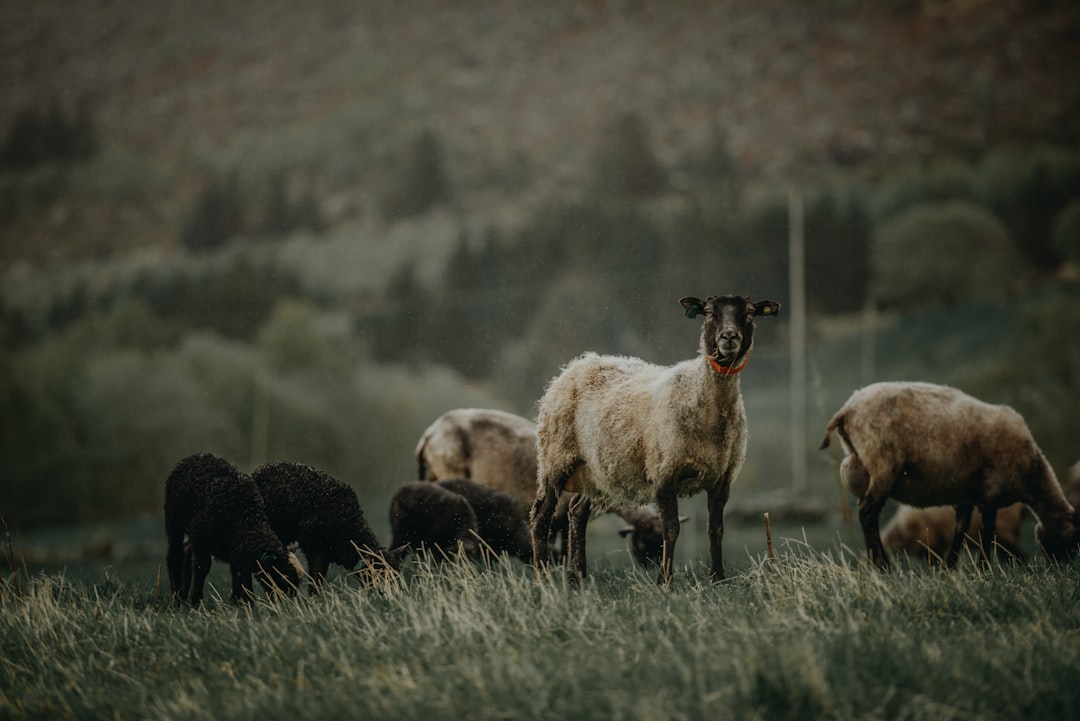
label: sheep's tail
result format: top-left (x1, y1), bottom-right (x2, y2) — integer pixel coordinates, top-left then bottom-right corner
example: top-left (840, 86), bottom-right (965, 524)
top-left (415, 435), bottom-right (430, 480)
top-left (820, 410), bottom-right (855, 455)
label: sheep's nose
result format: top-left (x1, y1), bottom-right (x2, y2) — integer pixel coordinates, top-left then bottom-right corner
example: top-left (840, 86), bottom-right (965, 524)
top-left (719, 330), bottom-right (741, 343)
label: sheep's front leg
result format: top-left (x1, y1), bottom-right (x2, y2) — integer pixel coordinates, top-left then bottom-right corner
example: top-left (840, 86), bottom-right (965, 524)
top-left (945, 504), bottom-right (974, 568)
top-left (530, 485), bottom-right (560, 570)
top-left (655, 481), bottom-right (680, 586)
top-left (231, 565), bottom-right (255, 604)
top-left (706, 480), bottom-right (731, 582)
top-left (977, 505), bottom-right (998, 565)
top-left (858, 487), bottom-right (890, 569)
top-left (567, 493), bottom-right (592, 584)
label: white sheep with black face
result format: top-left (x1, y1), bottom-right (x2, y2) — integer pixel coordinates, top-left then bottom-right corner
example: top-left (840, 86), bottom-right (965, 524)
top-left (822, 381), bottom-right (1080, 568)
top-left (531, 294), bottom-right (780, 585)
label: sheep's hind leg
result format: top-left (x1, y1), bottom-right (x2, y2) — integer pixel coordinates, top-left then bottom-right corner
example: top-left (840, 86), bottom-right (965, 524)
top-left (530, 485), bottom-right (560, 570)
top-left (188, 549), bottom-right (212, 606)
top-left (655, 481), bottom-right (680, 586)
top-left (165, 529), bottom-right (186, 601)
top-left (945, 504), bottom-right (974, 568)
top-left (858, 487), bottom-right (890, 569)
top-left (977, 505), bottom-right (998, 565)
top-left (567, 493), bottom-right (592, 584)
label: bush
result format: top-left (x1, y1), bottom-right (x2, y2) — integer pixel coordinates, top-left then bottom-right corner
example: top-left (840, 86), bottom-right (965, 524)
top-left (379, 129), bottom-right (451, 220)
top-left (1051, 200), bottom-right (1080, 265)
top-left (591, 113), bottom-right (666, 198)
top-left (805, 187), bottom-right (873, 313)
top-left (868, 159), bottom-right (981, 223)
top-left (179, 174), bottom-right (246, 252)
top-left (871, 201), bottom-right (1026, 310)
top-left (1, 101), bottom-right (98, 170)
top-left (978, 146), bottom-right (1080, 266)
top-left (966, 290), bottom-right (1080, 475)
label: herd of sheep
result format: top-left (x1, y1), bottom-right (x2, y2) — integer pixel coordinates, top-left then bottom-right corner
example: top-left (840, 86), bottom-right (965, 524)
top-left (164, 293), bottom-right (1080, 604)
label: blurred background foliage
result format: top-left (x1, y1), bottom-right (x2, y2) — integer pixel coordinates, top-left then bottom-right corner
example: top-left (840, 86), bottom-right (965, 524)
top-left (1, 0), bottom-right (1079, 528)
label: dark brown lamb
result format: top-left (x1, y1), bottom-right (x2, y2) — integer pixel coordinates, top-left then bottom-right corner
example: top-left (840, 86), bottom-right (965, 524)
top-left (389, 481), bottom-right (481, 560)
top-left (436, 478), bottom-right (532, 562)
top-left (164, 452), bottom-right (299, 605)
top-left (252, 461), bottom-right (402, 590)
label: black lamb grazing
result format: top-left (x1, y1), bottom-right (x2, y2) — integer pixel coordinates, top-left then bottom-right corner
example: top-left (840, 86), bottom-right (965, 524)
top-left (436, 478), bottom-right (532, 562)
top-left (164, 452), bottom-right (299, 605)
top-left (389, 481), bottom-right (481, 560)
top-left (252, 461), bottom-right (402, 590)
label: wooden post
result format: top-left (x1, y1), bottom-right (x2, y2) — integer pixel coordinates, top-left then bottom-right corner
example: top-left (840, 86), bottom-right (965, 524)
top-left (789, 188), bottom-right (807, 493)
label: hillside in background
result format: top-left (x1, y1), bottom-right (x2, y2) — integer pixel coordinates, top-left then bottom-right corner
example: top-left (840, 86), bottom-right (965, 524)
top-left (2, 0), bottom-right (1078, 266)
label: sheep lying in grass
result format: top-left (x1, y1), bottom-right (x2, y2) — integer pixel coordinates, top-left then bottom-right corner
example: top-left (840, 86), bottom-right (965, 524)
top-left (435, 478), bottom-right (532, 562)
top-left (164, 453), bottom-right (299, 605)
top-left (389, 482), bottom-right (481, 560)
top-left (252, 461), bottom-right (402, 590)
top-left (882, 503), bottom-right (1026, 561)
top-left (531, 294), bottom-right (780, 584)
top-left (822, 381), bottom-right (1080, 568)
top-left (416, 407), bottom-right (668, 565)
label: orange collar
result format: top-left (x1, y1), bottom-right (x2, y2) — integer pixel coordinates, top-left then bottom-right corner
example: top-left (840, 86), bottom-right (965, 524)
top-left (708, 350), bottom-right (750, 376)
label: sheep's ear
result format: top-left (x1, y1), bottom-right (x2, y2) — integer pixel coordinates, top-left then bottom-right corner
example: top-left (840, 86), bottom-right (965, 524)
top-left (753, 300), bottom-right (780, 317)
top-left (680, 297), bottom-right (705, 318)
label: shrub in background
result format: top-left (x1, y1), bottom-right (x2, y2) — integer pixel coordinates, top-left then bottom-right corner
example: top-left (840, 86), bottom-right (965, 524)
top-left (978, 146), bottom-right (1080, 267)
top-left (179, 173), bottom-right (246, 252)
top-left (591, 113), bottom-right (667, 199)
top-left (1051, 200), bottom-right (1080, 266)
top-left (870, 201), bottom-right (1026, 310)
top-left (379, 129), bottom-right (451, 220)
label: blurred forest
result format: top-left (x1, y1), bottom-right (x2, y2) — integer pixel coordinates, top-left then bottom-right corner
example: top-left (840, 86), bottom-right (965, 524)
top-left (2, 0), bottom-right (1079, 528)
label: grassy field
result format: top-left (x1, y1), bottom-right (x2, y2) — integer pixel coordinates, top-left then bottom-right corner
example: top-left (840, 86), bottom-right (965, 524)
top-left (3, 517), bottom-right (1079, 721)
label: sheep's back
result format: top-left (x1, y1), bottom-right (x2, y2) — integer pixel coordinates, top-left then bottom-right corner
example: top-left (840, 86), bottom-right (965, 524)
top-left (165, 454), bottom-right (270, 563)
top-left (417, 408), bottom-right (538, 506)
top-left (254, 462), bottom-right (374, 550)
top-left (839, 382), bottom-right (1039, 505)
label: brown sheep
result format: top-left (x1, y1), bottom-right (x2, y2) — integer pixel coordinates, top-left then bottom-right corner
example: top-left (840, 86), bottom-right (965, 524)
top-left (881, 503), bottom-right (1026, 561)
top-left (822, 382), bottom-right (1080, 568)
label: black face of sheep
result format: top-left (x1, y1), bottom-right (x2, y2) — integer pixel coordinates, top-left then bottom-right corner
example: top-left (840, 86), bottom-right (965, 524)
top-left (680, 295), bottom-right (779, 374)
top-left (617, 515), bottom-right (688, 567)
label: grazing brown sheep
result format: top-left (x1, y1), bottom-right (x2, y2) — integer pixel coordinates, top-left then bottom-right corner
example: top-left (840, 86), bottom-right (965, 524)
top-left (881, 503), bottom-right (1026, 561)
top-left (822, 382), bottom-right (1080, 568)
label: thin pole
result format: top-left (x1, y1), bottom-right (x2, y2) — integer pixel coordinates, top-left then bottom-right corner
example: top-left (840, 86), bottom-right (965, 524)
top-left (789, 188), bottom-right (807, 493)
